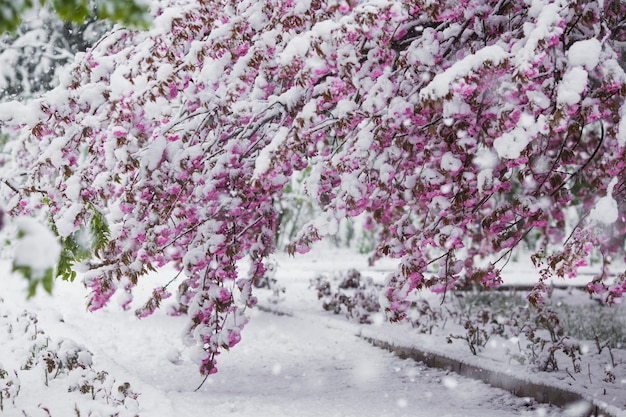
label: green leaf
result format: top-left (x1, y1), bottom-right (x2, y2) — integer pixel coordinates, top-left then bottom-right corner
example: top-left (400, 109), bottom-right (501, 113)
top-left (56, 231), bottom-right (92, 281)
top-left (0, 0), bottom-right (34, 32)
top-left (42, 268), bottom-right (54, 294)
top-left (51, 0), bottom-right (91, 23)
top-left (95, 0), bottom-right (151, 29)
top-left (53, 207), bottom-right (109, 282)
top-left (27, 275), bottom-right (39, 298)
top-left (89, 207), bottom-right (110, 253)
top-left (57, 241), bottom-right (78, 282)
top-left (11, 264), bottom-right (55, 298)
top-left (0, 133), bottom-right (10, 152)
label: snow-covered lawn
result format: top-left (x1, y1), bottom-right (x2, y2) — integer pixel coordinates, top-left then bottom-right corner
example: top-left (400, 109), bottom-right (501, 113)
top-left (1, 247), bottom-right (624, 416)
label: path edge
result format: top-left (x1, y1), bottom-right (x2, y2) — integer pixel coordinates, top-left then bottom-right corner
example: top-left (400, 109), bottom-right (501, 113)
top-left (361, 335), bottom-right (622, 417)
top-left (256, 304), bottom-right (623, 417)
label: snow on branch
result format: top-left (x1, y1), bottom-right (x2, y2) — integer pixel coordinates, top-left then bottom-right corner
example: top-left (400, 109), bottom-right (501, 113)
top-left (2, 0), bottom-right (626, 375)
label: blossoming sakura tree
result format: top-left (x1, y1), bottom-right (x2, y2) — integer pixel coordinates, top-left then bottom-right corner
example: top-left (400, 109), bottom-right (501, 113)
top-left (1, 0), bottom-right (626, 376)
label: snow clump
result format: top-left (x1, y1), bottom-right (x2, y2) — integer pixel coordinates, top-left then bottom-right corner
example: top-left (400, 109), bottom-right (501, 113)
top-left (13, 217), bottom-right (61, 278)
top-left (589, 178), bottom-right (619, 225)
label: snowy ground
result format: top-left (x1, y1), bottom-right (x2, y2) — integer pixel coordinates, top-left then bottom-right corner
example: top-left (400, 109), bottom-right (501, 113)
top-left (0, 247), bottom-right (623, 416)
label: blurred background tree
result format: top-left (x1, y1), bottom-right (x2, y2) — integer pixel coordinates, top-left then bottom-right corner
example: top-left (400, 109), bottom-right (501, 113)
top-left (0, 0), bottom-right (150, 33)
top-left (0, 6), bottom-right (109, 101)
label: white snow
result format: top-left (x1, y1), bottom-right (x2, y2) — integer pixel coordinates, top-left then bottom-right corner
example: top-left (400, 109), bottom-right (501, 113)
top-left (12, 217), bottom-right (61, 278)
top-left (109, 64), bottom-right (135, 101)
top-left (0, 100), bottom-right (44, 126)
top-left (63, 174), bottom-right (82, 202)
top-left (474, 146), bottom-right (499, 169)
top-left (442, 376), bottom-right (459, 389)
top-left (407, 28), bottom-right (438, 67)
top-left (54, 204), bottom-right (84, 238)
top-left (278, 34), bottom-right (311, 65)
top-left (568, 39), bottom-right (602, 70)
top-left (589, 195), bottom-right (619, 225)
top-left (293, 0), bottom-right (313, 14)
top-left (1, 245), bottom-right (624, 417)
top-left (200, 51), bottom-right (231, 87)
top-left (340, 171), bottom-right (367, 200)
top-left (420, 45), bottom-right (509, 99)
top-left (514, 2), bottom-right (563, 67)
top-left (473, 146), bottom-right (498, 192)
top-left (156, 63), bottom-right (174, 81)
top-left (143, 135), bottom-right (167, 172)
top-left (420, 167), bottom-right (445, 185)
top-left (619, 101), bottom-right (626, 147)
top-left (589, 177), bottom-right (619, 225)
top-left (493, 113), bottom-right (547, 160)
top-left (253, 126), bottom-right (289, 178)
top-left (526, 89), bottom-right (551, 110)
top-left (557, 67), bottom-right (588, 106)
top-left (0, 101), bottom-right (25, 123)
top-left (493, 130), bottom-right (528, 160)
top-left (477, 169), bottom-right (494, 193)
top-left (443, 97), bottom-right (471, 117)
top-left (430, 195), bottom-right (451, 212)
top-left (440, 151), bottom-right (462, 172)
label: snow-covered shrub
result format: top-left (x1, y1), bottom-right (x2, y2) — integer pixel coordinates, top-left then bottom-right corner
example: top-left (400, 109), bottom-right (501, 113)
top-left (445, 291), bottom-right (520, 354)
top-left (456, 294), bottom-right (578, 370)
top-left (446, 292), bottom-right (584, 371)
top-left (558, 303), bottom-right (626, 351)
top-left (493, 304), bottom-right (582, 373)
top-left (36, 339), bottom-right (94, 386)
top-left (447, 306), bottom-right (505, 355)
top-left (0, 298), bottom-right (140, 415)
top-left (405, 299), bottom-right (443, 335)
top-left (311, 269), bottom-right (381, 324)
top-left (252, 257), bottom-right (285, 304)
top-left (0, 366), bottom-right (20, 412)
top-left (68, 369), bottom-right (139, 409)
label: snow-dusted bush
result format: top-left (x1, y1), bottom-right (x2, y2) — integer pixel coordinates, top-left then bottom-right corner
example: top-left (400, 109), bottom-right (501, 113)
top-left (0, 298), bottom-right (140, 415)
top-left (448, 306), bottom-right (505, 355)
top-left (0, 366), bottom-right (20, 412)
top-left (1, 0), bottom-right (626, 376)
top-left (311, 269), bottom-right (381, 324)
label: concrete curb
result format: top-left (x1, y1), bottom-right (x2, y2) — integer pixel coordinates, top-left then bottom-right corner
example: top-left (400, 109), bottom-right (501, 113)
top-left (256, 304), bottom-right (623, 417)
top-left (361, 336), bottom-right (621, 417)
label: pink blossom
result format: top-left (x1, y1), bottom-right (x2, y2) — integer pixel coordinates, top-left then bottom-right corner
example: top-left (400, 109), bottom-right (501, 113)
top-left (7, 0), bottom-right (626, 378)
top-left (113, 129), bottom-right (127, 138)
top-left (587, 282), bottom-right (607, 294)
top-left (227, 330), bottom-right (241, 347)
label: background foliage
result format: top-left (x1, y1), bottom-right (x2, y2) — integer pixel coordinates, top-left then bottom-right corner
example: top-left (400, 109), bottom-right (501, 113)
top-left (0, 0), bottom-right (150, 33)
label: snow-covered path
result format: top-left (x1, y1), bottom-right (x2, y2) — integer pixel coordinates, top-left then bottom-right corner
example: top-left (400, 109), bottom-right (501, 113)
top-left (175, 310), bottom-right (556, 417)
top-left (0, 252), bottom-right (565, 417)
